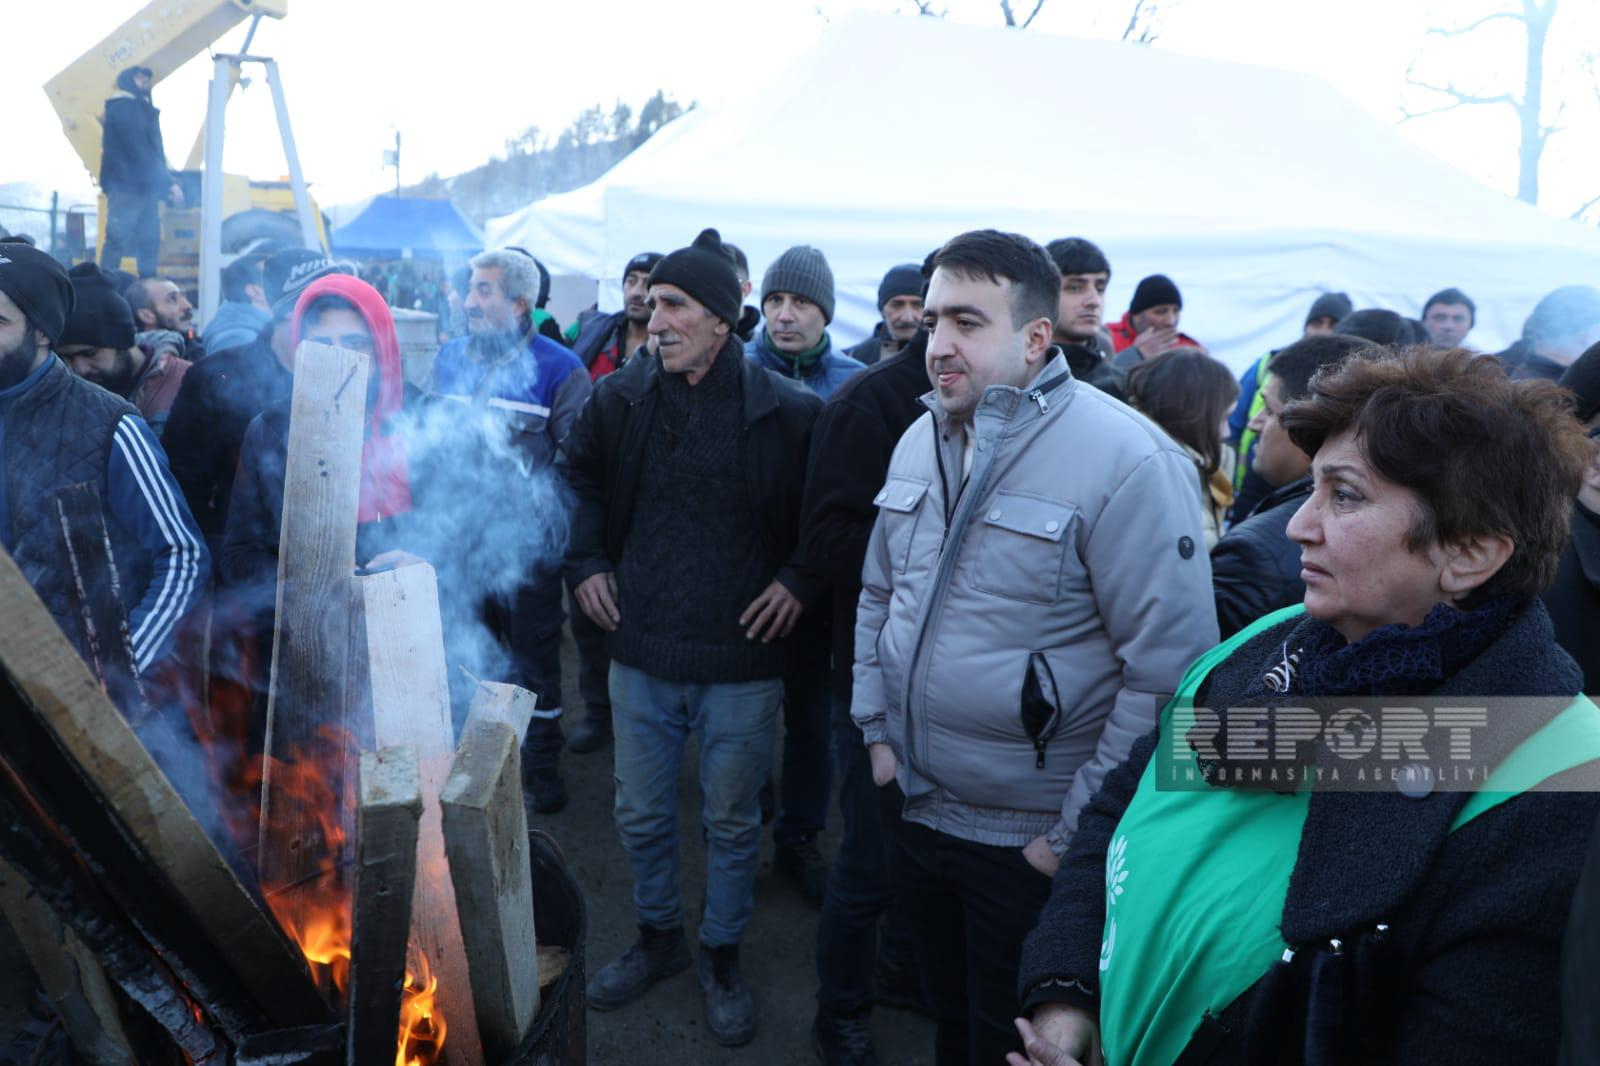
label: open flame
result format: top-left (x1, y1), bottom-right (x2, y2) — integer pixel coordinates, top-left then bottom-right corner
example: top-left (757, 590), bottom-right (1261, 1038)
top-left (194, 671), bottom-right (448, 1065)
top-left (397, 948), bottom-right (447, 1066)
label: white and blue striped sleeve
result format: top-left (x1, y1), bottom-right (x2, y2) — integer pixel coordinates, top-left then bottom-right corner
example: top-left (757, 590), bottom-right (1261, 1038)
top-left (106, 414), bottom-right (210, 673)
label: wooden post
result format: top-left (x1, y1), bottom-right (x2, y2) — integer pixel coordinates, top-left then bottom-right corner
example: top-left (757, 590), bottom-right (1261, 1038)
top-left (51, 481), bottom-right (148, 725)
top-left (464, 678), bottom-right (536, 743)
top-left (0, 857), bottom-right (136, 1066)
top-left (0, 545), bottom-right (329, 1036)
top-left (441, 719), bottom-right (539, 1058)
top-left (357, 561), bottom-right (485, 1066)
top-left (346, 747), bottom-right (421, 1066)
top-left (259, 342), bottom-right (369, 891)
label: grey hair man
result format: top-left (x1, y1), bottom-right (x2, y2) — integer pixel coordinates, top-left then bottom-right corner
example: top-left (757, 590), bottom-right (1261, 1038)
top-left (430, 247), bottom-right (594, 814)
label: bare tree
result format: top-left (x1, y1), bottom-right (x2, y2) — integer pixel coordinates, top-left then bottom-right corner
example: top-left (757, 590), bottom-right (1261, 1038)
top-left (1401, 0), bottom-right (1558, 205)
top-left (905, 0), bottom-right (947, 14)
top-left (998, 0), bottom-right (1048, 29)
top-left (1120, 0), bottom-right (1162, 43)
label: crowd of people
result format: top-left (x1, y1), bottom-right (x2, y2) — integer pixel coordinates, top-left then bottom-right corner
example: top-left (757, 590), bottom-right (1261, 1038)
top-left (1, 219), bottom-right (1599, 1066)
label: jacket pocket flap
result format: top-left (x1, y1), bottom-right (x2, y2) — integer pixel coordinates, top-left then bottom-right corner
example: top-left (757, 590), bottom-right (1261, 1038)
top-left (982, 493), bottom-right (1075, 542)
top-left (875, 476), bottom-right (931, 514)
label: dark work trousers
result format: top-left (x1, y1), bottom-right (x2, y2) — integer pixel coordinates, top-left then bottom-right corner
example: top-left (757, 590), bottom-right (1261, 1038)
top-left (892, 817), bottom-right (1055, 1066)
top-left (815, 696), bottom-right (917, 1015)
top-left (482, 571), bottom-right (565, 775)
top-left (101, 189), bottom-right (162, 278)
top-left (566, 585), bottom-right (611, 718)
top-left (774, 637), bottom-right (832, 847)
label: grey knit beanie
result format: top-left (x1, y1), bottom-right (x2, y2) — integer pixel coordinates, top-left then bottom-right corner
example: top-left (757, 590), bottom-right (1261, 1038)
top-left (761, 245), bottom-right (836, 324)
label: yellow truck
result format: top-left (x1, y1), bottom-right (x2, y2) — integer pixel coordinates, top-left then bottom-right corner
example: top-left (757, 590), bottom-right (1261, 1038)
top-left (45, 0), bottom-right (324, 315)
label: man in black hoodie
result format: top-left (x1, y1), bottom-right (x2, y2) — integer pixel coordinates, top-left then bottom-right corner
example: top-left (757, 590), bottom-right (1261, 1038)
top-left (99, 67), bottom-right (182, 278)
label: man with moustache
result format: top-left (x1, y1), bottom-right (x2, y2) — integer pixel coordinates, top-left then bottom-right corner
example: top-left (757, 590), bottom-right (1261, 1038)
top-left (431, 248), bottom-right (592, 813)
top-left (125, 275), bottom-right (204, 360)
top-left (853, 230), bottom-right (1216, 1064)
top-left (846, 263), bottom-right (925, 366)
top-left (565, 228), bottom-right (820, 1046)
top-left (0, 244), bottom-right (207, 675)
top-left (59, 262), bottom-right (190, 437)
top-left (570, 251), bottom-right (664, 383)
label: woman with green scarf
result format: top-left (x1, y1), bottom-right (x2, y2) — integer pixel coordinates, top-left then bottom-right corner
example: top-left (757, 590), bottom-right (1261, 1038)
top-left (1011, 346), bottom-right (1600, 1066)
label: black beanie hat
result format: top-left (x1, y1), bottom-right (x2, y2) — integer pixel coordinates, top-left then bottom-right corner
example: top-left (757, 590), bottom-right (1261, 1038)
top-left (647, 228), bottom-right (743, 327)
top-left (1130, 274), bottom-right (1182, 316)
top-left (625, 252), bottom-right (665, 279)
top-left (877, 263), bottom-right (923, 311)
top-left (1305, 291), bottom-right (1353, 326)
top-left (61, 262), bottom-right (136, 350)
top-left (0, 243), bottom-right (75, 344)
top-left (1562, 341), bottom-right (1600, 423)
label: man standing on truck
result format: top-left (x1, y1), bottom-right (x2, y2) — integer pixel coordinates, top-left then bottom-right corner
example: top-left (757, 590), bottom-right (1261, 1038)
top-left (99, 67), bottom-right (183, 279)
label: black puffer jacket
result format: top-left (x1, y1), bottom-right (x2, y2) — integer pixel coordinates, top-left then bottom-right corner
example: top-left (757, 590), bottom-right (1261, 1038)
top-left (100, 69), bottom-right (171, 194)
top-left (1210, 476), bottom-right (1312, 639)
top-left (1019, 599), bottom-right (1600, 1065)
top-left (560, 340), bottom-right (822, 598)
top-left (1544, 499), bottom-right (1600, 694)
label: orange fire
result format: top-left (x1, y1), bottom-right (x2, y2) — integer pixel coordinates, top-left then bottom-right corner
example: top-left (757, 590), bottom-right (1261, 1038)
top-left (193, 675), bottom-right (447, 1065)
top-left (397, 949), bottom-right (448, 1066)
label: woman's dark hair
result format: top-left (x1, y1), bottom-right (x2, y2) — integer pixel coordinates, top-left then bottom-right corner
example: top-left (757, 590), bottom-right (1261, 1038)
top-left (1281, 346), bottom-right (1592, 602)
top-left (1126, 349), bottom-right (1240, 477)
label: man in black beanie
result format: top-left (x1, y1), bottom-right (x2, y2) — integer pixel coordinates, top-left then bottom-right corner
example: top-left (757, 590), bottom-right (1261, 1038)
top-left (846, 263), bottom-right (925, 366)
top-left (564, 228), bottom-right (820, 1046)
top-left (1544, 344), bottom-right (1600, 692)
top-left (99, 67), bottom-right (182, 278)
top-left (1108, 272), bottom-right (1202, 368)
top-left (0, 243), bottom-right (206, 680)
top-left (59, 262), bottom-right (191, 438)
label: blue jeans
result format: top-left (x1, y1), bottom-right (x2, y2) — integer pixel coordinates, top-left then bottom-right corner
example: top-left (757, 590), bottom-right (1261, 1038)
top-left (815, 696), bottom-right (916, 1013)
top-left (610, 662), bottom-right (783, 948)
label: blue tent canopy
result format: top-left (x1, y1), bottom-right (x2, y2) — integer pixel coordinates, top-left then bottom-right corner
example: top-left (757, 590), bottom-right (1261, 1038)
top-left (330, 196), bottom-right (483, 260)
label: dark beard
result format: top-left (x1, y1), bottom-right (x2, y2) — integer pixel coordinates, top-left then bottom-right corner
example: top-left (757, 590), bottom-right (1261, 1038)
top-left (84, 349), bottom-right (140, 398)
top-left (0, 334), bottom-right (41, 391)
top-left (465, 326), bottom-right (525, 367)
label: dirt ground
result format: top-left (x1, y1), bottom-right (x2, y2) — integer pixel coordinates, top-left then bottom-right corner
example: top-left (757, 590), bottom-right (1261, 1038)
top-left (544, 627), bottom-right (936, 1065)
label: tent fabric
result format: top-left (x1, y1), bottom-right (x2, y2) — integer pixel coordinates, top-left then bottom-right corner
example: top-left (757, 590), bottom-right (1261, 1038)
top-left (332, 195), bottom-right (484, 260)
top-left (486, 12), bottom-right (1600, 371)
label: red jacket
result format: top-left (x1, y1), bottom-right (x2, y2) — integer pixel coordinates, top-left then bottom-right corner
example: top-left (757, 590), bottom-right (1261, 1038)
top-left (1107, 311), bottom-right (1203, 354)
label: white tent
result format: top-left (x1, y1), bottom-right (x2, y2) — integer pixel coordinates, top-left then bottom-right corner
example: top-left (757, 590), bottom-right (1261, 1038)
top-left (488, 11), bottom-right (1600, 370)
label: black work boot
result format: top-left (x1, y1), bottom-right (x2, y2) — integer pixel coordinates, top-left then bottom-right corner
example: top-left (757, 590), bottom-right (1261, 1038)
top-left (812, 1007), bottom-right (879, 1065)
top-left (586, 924), bottom-right (691, 1011)
top-left (522, 716), bottom-right (568, 814)
top-left (697, 942), bottom-right (756, 1046)
top-left (565, 706), bottom-right (612, 754)
top-left (775, 837), bottom-right (828, 908)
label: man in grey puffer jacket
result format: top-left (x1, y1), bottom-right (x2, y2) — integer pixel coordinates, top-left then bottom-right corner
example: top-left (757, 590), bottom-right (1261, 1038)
top-left (852, 229), bottom-right (1218, 1065)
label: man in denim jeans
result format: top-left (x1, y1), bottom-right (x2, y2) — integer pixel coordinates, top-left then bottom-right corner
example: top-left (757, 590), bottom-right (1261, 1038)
top-left (563, 228), bottom-right (820, 1046)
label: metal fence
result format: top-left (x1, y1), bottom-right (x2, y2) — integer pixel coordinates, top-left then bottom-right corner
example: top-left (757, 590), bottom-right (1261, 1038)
top-left (0, 194), bottom-right (96, 263)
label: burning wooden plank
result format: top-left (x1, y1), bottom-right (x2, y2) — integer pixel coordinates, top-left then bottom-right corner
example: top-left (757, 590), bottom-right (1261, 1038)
top-left (0, 856), bottom-right (136, 1065)
top-left (441, 719), bottom-right (540, 1058)
top-left (347, 747), bottom-right (421, 1066)
top-left (358, 561), bottom-right (485, 1066)
top-left (259, 341), bottom-right (370, 892)
top-left (236, 1023), bottom-right (343, 1065)
top-left (51, 481), bottom-right (148, 725)
top-left (0, 546), bottom-right (329, 1037)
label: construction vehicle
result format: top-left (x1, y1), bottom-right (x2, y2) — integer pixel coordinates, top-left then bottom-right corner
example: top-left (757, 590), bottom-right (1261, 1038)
top-left (45, 0), bottom-right (325, 319)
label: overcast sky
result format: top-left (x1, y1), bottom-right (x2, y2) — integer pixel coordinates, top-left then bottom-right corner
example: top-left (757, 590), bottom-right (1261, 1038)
top-left (6, 0), bottom-right (1600, 220)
